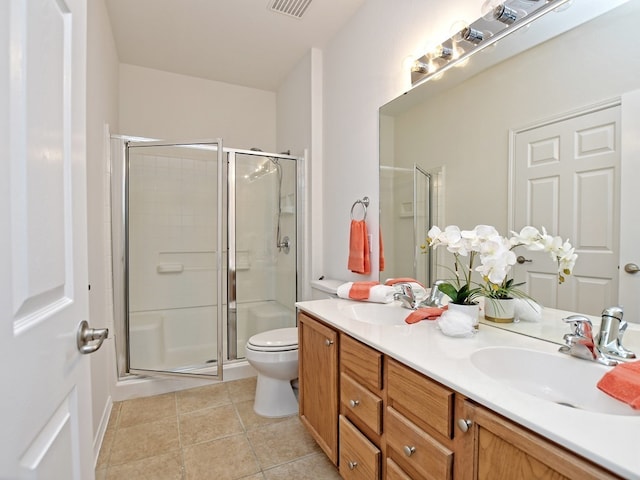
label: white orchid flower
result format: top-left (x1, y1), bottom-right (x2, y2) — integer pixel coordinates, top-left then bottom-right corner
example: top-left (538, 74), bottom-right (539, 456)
top-left (510, 226), bottom-right (541, 248)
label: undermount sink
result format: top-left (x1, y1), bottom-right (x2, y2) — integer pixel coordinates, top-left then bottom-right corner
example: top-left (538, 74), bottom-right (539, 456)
top-left (336, 301), bottom-right (410, 326)
top-left (470, 346), bottom-right (640, 416)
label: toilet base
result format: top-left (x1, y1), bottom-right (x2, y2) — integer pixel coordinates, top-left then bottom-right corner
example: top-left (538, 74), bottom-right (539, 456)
top-left (253, 375), bottom-right (299, 418)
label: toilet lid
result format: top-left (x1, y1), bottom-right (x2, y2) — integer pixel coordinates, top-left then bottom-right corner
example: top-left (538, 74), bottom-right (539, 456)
top-left (247, 327), bottom-right (298, 351)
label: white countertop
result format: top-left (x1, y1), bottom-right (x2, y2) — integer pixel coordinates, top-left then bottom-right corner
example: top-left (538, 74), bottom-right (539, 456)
top-left (296, 298), bottom-right (640, 479)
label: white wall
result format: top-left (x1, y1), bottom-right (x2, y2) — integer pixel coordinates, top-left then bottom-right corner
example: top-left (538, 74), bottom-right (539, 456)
top-left (118, 64), bottom-right (277, 151)
top-left (86, 0), bottom-right (119, 463)
top-left (276, 48), bottom-right (323, 299)
top-left (321, 0), bottom-right (478, 282)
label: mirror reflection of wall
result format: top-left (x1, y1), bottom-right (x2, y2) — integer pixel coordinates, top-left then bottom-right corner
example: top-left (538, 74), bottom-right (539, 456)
top-left (379, 1), bottom-right (640, 315)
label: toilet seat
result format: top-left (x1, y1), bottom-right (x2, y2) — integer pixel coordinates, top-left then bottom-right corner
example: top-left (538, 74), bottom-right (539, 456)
top-left (246, 327), bottom-right (298, 352)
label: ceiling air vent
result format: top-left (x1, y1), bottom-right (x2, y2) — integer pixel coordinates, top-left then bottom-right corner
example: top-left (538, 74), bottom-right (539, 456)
top-left (269, 0), bottom-right (312, 19)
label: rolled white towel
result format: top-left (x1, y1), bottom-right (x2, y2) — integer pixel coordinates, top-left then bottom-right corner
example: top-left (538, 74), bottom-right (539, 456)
top-left (337, 282), bottom-right (396, 304)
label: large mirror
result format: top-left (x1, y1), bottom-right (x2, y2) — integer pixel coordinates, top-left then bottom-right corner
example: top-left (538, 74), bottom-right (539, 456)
top-left (380, 0), bottom-right (640, 325)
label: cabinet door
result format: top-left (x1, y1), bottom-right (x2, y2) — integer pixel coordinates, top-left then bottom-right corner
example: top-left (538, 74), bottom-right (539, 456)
top-left (298, 313), bottom-right (339, 465)
top-left (459, 400), bottom-right (622, 480)
top-left (339, 415), bottom-right (381, 480)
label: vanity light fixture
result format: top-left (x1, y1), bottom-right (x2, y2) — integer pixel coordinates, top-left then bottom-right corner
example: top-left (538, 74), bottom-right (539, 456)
top-left (461, 26), bottom-right (485, 44)
top-left (410, 0), bottom-right (570, 87)
top-left (493, 4), bottom-right (519, 24)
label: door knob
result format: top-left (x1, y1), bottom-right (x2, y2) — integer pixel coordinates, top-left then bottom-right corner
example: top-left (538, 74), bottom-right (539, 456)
top-left (624, 263), bottom-right (640, 274)
top-left (77, 320), bottom-right (109, 354)
top-left (517, 255), bottom-right (532, 264)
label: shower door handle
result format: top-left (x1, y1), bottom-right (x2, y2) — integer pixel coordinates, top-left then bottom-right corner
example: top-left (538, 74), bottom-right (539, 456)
top-left (77, 320), bottom-right (109, 354)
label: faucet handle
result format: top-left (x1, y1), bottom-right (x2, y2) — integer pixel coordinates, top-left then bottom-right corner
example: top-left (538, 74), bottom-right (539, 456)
top-left (562, 315), bottom-right (594, 338)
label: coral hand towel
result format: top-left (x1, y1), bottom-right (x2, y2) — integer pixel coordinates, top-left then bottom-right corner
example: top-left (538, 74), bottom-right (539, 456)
top-left (384, 278), bottom-right (426, 288)
top-left (405, 306), bottom-right (447, 324)
top-left (348, 220), bottom-right (370, 275)
top-left (597, 360), bottom-right (640, 409)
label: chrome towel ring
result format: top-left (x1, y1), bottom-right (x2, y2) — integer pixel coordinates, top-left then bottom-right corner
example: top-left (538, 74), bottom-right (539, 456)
top-left (350, 196), bottom-right (370, 221)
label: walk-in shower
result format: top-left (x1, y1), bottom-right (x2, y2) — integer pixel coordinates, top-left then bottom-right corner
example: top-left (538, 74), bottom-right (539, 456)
top-left (110, 136), bottom-right (302, 381)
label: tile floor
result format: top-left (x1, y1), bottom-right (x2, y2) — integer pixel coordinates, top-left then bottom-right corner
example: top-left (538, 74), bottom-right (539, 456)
top-left (96, 377), bottom-right (341, 480)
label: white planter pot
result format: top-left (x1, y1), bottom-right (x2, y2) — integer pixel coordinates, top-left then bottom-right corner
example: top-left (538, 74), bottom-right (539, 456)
top-left (484, 298), bottom-right (516, 323)
top-left (447, 302), bottom-right (480, 328)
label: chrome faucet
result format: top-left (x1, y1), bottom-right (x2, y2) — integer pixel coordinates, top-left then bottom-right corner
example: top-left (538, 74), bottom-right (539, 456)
top-left (596, 306), bottom-right (636, 359)
top-left (395, 280), bottom-right (446, 310)
top-left (395, 283), bottom-right (417, 309)
top-left (423, 280), bottom-right (447, 308)
top-left (559, 315), bottom-right (618, 366)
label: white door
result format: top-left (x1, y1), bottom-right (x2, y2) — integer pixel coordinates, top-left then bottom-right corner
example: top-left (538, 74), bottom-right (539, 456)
top-left (619, 89), bottom-right (640, 323)
top-left (512, 104), bottom-right (621, 315)
top-left (1, 0), bottom-right (96, 478)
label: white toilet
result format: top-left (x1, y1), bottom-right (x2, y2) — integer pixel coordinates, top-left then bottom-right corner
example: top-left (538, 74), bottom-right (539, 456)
top-left (245, 327), bottom-right (299, 418)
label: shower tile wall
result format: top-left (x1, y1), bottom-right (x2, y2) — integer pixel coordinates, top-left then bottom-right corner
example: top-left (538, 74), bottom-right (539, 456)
top-left (129, 151), bottom-right (218, 369)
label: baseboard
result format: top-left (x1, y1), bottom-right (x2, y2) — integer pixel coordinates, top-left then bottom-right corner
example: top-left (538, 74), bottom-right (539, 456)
top-left (93, 395), bottom-right (113, 468)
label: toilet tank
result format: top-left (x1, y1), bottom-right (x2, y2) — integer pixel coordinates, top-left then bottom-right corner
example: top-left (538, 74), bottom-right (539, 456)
top-left (310, 278), bottom-right (344, 300)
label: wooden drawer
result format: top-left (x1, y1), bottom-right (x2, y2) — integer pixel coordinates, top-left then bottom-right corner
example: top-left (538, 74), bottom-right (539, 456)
top-left (386, 407), bottom-right (453, 480)
top-left (340, 334), bottom-right (383, 392)
top-left (386, 458), bottom-right (412, 480)
top-left (341, 372), bottom-right (383, 436)
top-left (339, 415), bottom-right (381, 480)
top-left (387, 357), bottom-right (454, 439)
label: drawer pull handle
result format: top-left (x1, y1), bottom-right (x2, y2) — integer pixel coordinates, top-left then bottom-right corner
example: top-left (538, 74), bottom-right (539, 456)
top-left (457, 418), bottom-right (473, 433)
top-left (325, 338), bottom-right (334, 346)
top-left (403, 445), bottom-right (416, 457)
top-left (348, 461), bottom-right (358, 470)
top-left (349, 399), bottom-right (360, 408)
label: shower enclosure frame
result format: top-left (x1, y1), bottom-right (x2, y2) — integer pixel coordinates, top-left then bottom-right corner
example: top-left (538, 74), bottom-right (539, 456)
top-left (110, 135), bottom-right (304, 381)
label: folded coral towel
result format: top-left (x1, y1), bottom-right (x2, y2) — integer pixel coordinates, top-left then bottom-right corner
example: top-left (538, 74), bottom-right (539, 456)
top-left (337, 282), bottom-right (395, 304)
top-left (384, 278), bottom-right (425, 288)
top-left (385, 278), bottom-right (428, 302)
top-left (405, 306), bottom-right (447, 324)
top-left (348, 220), bottom-right (371, 275)
top-left (597, 360), bottom-right (640, 409)
top-left (349, 281), bottom-right (379, 300)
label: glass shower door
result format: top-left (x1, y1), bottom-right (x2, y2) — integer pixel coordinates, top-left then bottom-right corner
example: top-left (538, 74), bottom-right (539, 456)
top-left (228, 151), bottom-right (298, 360)
top-left (126, 140), bottom-right (224, 378)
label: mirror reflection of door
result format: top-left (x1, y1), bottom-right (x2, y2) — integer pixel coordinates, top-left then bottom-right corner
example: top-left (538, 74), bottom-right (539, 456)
top-left (512, 103), bottom-right (621, 315)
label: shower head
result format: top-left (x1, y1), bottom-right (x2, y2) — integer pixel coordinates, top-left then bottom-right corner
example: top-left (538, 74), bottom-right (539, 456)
top-left (244, 159), bottom-right (277, 182)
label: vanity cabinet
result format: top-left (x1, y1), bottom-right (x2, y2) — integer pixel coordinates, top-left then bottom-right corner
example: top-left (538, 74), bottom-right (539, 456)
top-left (457, 400), bottom-right (623, 480)
top-left (297, 311), bottom-right (623, 480)
top-left (298, 312), bottom-right (339, 464)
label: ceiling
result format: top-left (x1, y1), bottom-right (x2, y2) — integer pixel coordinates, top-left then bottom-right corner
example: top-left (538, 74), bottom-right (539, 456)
top-left (105, 0), bottom-right (366, 92)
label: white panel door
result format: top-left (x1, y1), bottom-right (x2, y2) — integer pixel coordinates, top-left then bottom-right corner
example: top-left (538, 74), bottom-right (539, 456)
top-left (619, 89), bottom-right (640, 323)
top-left (0, 0), bottom-right (94, 478)
top-left (513, 104), bottom-right (621, 315)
